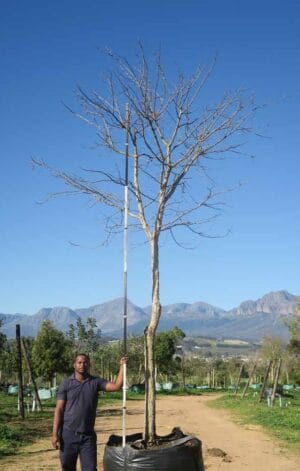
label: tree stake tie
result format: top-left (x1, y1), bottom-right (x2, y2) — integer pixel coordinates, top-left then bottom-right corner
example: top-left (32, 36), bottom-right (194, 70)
top-left (122, 104), bottom-right (130, 448)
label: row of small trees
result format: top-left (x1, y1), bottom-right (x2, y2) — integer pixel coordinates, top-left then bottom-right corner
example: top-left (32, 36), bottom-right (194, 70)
top-left (0, 320), bottom-right (187, 387)
top-left (0, 319), bottom-right (100, 386)
top-left (1, 317), bottom-right (300, 390)
top-left (1, 305), bottom-right (299, 390)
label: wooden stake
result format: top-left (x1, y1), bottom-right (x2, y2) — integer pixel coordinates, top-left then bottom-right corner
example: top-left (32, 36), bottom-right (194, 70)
top-left (21, 338), bottom-right (43, 411)
top-left (234, 364), bottom-right (244, 395)
top-left (270, 358), bottom-right (282, 407)
top-left (259, 360), bottom-right (272, 403)
top-left (241, 362), bottom-right (257, 399)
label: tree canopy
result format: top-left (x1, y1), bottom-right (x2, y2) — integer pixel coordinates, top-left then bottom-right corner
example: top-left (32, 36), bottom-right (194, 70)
top-left (285, 304), bottom-right (300, 354)
top-left (67, 317), bottom-right (101, 354)
top-left (155, 327), bottom-right (185, 377)
top-left (32, 320), bottom-right (72, 383)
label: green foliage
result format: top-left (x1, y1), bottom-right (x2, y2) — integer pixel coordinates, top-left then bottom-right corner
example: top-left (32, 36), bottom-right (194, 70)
top-left (0, 339), bottom-right (18, 381)
top-left (155, 327), bottom-right (185, 377)
top-left (0, 336), bottom-right (36, 384)
top-left (0, 424), bottom-right (22, 457)
top-left (155, 333), bottom-right (176, 375)
top-left (285, 355), bottom-right (300, 384)
top-left (32, 320), bottom-right (73, 382)
top-left (168, 326), bottom-right (186, 342)
top-left (93, 340), bottom-right (122, 379)
top-left (91, 327), bottom-right (186, 384)
top-left (67, 317), bottom-right (101, 354)
top-left (0, 391), bottom-right (56, 458)
top-left (259, 335), bottom-right (286, 361)
top-left (285, 305), bottom-right (300, 355)
top-left (126, 336), bottom-right (144, 382)
top-left (288, 338), bottom-right (300, 355)
top-left (0, 319), bottom-right (6, 351)
top-left (0, 320), bottom-right (7, 376)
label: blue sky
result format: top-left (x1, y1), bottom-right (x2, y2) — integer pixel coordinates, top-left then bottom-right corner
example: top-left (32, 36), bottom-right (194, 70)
top-left (1, 0), bottom-right (299, 316)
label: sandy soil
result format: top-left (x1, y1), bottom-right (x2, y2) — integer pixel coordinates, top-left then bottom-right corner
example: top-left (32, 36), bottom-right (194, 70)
top-left (1, 394), bottom-right (300, 470)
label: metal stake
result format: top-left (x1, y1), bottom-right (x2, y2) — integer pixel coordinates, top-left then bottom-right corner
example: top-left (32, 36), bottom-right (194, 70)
top-left (122, 104), bottom-right (130, 448)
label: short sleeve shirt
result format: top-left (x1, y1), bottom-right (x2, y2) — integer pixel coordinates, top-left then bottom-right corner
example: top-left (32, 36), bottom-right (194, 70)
top-left (57, 374), bottom-right (108, 433)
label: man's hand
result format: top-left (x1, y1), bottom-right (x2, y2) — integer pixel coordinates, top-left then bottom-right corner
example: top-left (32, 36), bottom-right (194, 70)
top-left (120, 355), bottom-right (128, 366)
top-left (51, 433), bottom-right (60, 449)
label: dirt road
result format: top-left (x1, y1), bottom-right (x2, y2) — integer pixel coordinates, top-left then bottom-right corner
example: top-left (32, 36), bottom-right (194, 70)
top-left (1, 394), bottom-right (299, 470)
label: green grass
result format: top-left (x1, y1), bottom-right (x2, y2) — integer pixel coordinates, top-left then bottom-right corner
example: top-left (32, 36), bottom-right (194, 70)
top-left (0, 390), bottom-right (135, 459)
top-left (209, 390), bottom-right (300, 450)
top-left (0, 392), bottom-right (56, 457)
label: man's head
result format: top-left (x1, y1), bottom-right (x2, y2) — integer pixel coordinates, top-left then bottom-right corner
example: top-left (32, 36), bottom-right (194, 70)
top-left (73, 353), bottom-right (90, 375)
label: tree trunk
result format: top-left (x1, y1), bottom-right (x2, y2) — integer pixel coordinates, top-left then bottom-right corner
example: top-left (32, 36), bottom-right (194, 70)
top-left (137, 362), bottom-right (143, 384)
top-left (208, 371), bottom-right (211, 388)
top-left (234, 364), bottom-right (244, 395)
top-left (144, 326), bottom-right (156, 444)
top-left (144, 237), bottom-right (161, 444)
top-left (270, 358), bottom-right (282, 407)
top-left (241, 362), bottom-right (257, 399)
top-left (259, 360), bottom-right (272, 403)
top-left (270, 363), bottom-right (275, 382)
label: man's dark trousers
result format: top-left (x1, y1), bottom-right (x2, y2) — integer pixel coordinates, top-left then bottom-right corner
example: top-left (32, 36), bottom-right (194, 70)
top-left (60, 428), bottom-right (97, 471)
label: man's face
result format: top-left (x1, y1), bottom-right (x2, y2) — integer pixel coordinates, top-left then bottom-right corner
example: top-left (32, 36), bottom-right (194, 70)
top-left (74, 355), bottom-right (90, 375)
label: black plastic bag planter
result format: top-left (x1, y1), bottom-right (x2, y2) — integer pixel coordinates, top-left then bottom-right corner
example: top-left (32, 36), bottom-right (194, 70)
top-left (103, 428), bottom-right (204, 471)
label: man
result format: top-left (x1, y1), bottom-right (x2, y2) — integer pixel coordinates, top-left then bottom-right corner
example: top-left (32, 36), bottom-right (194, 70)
top-left (52, 353), bottom-right (128, 471)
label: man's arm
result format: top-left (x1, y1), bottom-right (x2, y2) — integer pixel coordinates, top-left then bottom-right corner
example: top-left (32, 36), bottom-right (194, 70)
top-left (52, 399), bottom-right (65, 449)
top-left (105, 356), bottom-right (128, 392)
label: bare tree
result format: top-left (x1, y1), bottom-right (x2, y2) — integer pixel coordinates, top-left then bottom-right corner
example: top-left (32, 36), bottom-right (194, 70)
top-left (259, 335), bottom-right (285, 382)
top-left (34, 46), bottom-right (258, 444)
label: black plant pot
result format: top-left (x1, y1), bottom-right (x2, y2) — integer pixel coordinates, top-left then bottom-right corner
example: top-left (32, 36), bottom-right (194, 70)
top-left (103, 428), bottom-right (204, 471)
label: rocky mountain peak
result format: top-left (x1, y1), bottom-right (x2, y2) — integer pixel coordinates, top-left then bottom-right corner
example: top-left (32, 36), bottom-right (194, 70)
top-left (230, 290), bottom-right (299, 317)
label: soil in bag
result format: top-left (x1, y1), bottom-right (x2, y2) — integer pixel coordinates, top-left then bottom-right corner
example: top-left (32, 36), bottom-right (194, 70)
top-left (103, 427), bottom-right (204, 471)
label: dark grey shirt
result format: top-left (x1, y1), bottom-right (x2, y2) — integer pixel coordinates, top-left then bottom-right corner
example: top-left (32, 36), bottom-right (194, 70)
top-left (57, 373), bottom-right (108, 433)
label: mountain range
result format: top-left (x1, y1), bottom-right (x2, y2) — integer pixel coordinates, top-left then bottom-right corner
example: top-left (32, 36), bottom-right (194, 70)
top-left (1, 290), bottom-right (299, 341)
